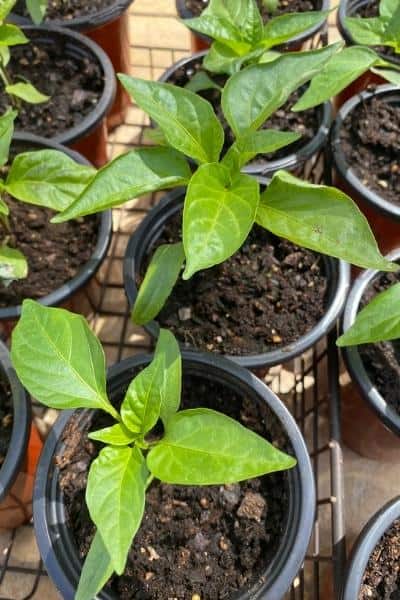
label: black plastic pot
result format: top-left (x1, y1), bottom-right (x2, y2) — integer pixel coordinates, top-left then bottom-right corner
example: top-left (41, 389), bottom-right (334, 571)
top-left (341, 247), bottom-right (400, 437)
top-left (0, 340), bottom-right (30, 503)
top-left (331, 85), bottom-right (400, 255)
top-left (341, 496), bottom-right (400, 599)
top-left (159, 51), bottom-right (332, 177)
top-left (34, 350), bottom-right (315, 600)
top-left (0, 133), bottom-right (112, 323)
top-left (123, 188), bottom-right (350, 369)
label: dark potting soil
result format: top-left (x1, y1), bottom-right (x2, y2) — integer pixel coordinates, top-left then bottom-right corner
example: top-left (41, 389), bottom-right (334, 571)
top-left (168, 59), bottom-right (320, 164)
top-left (359, 270), bottom-right (400, 415)
top-left (57, 374), bottom-right (291, 599)
top-left (143, 212), bottom-right (328, 356)
top-left (359, 519), bottom-right (400, 599)
top-left (0, 379), bottom-right (13, 469)
top-left (340, 95), bottom-right (400, 206)
top-left (14, 0), bottom-right (114, 21)
top-left (0, 197), bottom-right (98, 307)
top-left (0, 35), bottom-right (104, 138)
top-left (185, 0), bottom-right (318, 20)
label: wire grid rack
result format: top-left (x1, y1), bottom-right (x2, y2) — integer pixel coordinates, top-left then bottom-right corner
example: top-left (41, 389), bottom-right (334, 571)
top-left (0, 8), bottom-right (346, 600)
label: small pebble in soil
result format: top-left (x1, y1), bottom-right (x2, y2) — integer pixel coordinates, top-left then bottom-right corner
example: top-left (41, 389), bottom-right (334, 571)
top-left (237, 492), bottom-right (267, 523)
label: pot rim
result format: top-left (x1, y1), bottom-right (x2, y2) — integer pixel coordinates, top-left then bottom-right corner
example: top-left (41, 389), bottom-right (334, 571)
top-left (16, 25), bottom-right (116, 144)
top-left (0, 339), bottom-right (30, 502)
top-left (158, 50), bottom-right (332, 177)
top-left (330, 84), bottom-right (400, 220)
top-left (123, 187), bottom-right (351, 369)
top-left (0, 133), bottom-right (113, 322)
top-left (33, 349), bottom-right (316, 600)
top-left (341, 247), bottom-right (400, 436)
top-left (341, 496), bottom-right (400, 599)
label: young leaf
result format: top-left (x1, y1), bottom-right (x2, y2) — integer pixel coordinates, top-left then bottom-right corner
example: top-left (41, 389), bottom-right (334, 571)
top-left (75, 531), bottom-right (114, 600)
top-left (10, 300), bottom-right (119, 419)
top-left (0, 24), bottom-right (28, 46)
top-left (156, 329), bottom-right (182, 426)
top-left (337, 283), bottom-right (400, 347)
top-left (262, 11), bottom-right (329, 49)
top-left (344, 17), bottom-right (387, 46)
top-left (5, 150), bottom-right (96, 212)
top-left (0, 244), bottom-right (27, 281)
top-left (0, 108), bottom-right (16, 167)
top-left (88, 423), bottom-right (138, 446)
top-left (203, 41), bottom-right (264, 75)
top-left (182, 163), bottom-right (259, 279)
top-left (52, 147), bottom-right (191, 222)
top-left (147, 408), bottom-right (296, 485)
top-left (183, 15), bottom-right (244, 46)
top-left (256, 170), bottom-right (398, 272)
top-left (0, 0), bottom-right (17, 22)
top-left (119, 75), bottom-right (224, 164)
top-left (202, 0), bottom-right (263, 44)
top-left (6, 82), bottom-right (49, 104)
top-left (221, 43), bottom-right (342, 137)
top-left (86, 446), bottom-right (148, 574)
top-left (132, 242), bottom-right (185, 325)
top-left (0, 46), bottom-right (10, 67)
top-left (185, 70), bottom-right (222, 93)
top-left (26, 0), bottom-right (47, 24)
top-left (384, 4), bottom-right (400, 51)
top-left (0, 196), bottom-right (9, 216)
top-left (380, 0), bottom-right (398, 18)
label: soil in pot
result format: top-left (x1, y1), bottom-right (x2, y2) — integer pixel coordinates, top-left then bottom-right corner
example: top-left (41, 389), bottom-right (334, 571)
top-left (14, 0), bottom-right (114, 20)
top-left (340, 94), bottom-right (399, 206)
top-left (0, 36), bottom-right (104, 138)
top-left (141, 213), bottom-right (328, 356)
top-left (0, 378), bottom-right (13, 469)
top-left (184, 0), bottom-right (318, 20)
top-left (57, 373), bottom-right (291, 599)
top-left (0, 197), bottom-right (98, 308)
top-left (359, 518), bottom-right (400, 599)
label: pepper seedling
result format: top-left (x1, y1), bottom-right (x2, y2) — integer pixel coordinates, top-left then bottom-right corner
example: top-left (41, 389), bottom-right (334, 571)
top-left (345, 0), bottom-right (400, 55)
top-left (10, 298), bottom-right (297, 600)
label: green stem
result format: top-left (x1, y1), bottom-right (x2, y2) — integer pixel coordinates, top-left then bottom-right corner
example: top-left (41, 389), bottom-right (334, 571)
top-left (145, 474), bottom-right (154, 490)
top-left (0, 58), bottom-right (20, 110)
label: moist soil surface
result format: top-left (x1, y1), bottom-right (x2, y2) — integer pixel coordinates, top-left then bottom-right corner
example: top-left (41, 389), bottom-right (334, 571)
top-left (184, 0), bottom-right (318, 20)
top-left (142, 212), bottom-right (328, 356)
top-left (14, 0), bottom-right (115, 20)
top-left (340, 95), bottom-right (400, 206)
top-left (359, 519), bottom-right (400, 599)
top-left (58, 374), bottom-right (291, 599)
top-left (358, 270), bottom-right (400, 415)
top-left (0, 197), bottom-right (98, 308)
top-left (0, 379), bottom-right (13, 469)
top-left (168, 59), bottom-right (321, 166)
top-left (0, 34), bottom-right (104, 138)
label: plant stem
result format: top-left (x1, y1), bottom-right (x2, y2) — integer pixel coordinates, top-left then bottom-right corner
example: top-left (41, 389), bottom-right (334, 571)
top-left (0, 58), bottom-right (20, 110)
top-left (145, 474), bottom-right (154, 490)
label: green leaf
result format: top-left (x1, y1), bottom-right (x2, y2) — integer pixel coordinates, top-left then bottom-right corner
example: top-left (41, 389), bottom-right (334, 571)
top-left (75, 531), bottom-right (113, 600)
top-left (26, 0), bottom-right (47, 24)
top-left (0, 108), bottom-right (16, 167)
top-left (5, 150), bottom-right (95, 212)
top-left (256, 170), bottom-right (398, 272)
top-left (0, 244), bottom-right (27, 281)
top-left (0, 0), bottom-right (17, 22)
top-left (156, 329), bottom-right (182, 426)
top-left (147, 408), bottom-right (296, 485)
top-left (372, 66), bottom-right (400, 84)
top-left (185, 70), bottom-right (222, 93)
top-left (0, 46), bottom-right (10, 67)
top-left (337, 283), bottom-right (400, 347)
top-left (202, 0), bottom-right (263, 44)
top-left (221, 43), bottom-right (342, 137)
top-left (203, 41), bottom-right (263, 75)
top-left (0, 24), bottom-right (28, 46)
top-left (384, 4), bottom-right (400, 51)
top-left (262, 11), bottom-right (329, 49)
top-left (119, 75), bottom-right (224, 164)
top-left (184, 15), bottom-right (244, 46)
top-left (0, 196), bottom-right (9, 216)
top-left (344, 16), bottom-right (388, 46)
top-left (380, 0), bottom-right (398, 18)
top-left (86, 446), bottom-right (148, 574)
top-left (222, 129), bottom-right (301, 171)
top-left (6, 82), bottom-right (49, 104)
top-left (132, 242), bottom-right (185, 325)
top-left (10, 300), bottom-right (119, 419)
top-left (182, 163), bottom-right (259, 279)
top-left (88, 423), bottom-right (138, 446)
top-left (52, 147), bottom-right (190, 222)
top-left (293, 46), bottom-right (380, 111)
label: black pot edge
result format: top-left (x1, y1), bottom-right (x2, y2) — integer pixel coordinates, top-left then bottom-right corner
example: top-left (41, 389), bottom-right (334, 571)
top-left (0, 133), bottom-right (113, 322)
top-left (0, 339), bottom-right (31, 502)
top-left (175, 0), bottom-right (331, 48)
top-left (341, 496), bottom-right (400, 599)
top-left (33, 350), bottom-right (316, 600)
top-left (340, 247), bottom-right (400, 437)
top-left (158, 50), bottom-right (333, 177)
top-left (330, 83), bottom-right (400, 220)
top-left (16, 25), bottom-right (116, 145)
top-left (9, 0), bottom-right (134, 32)
top-left (123, 187), bottom-right (351, 370)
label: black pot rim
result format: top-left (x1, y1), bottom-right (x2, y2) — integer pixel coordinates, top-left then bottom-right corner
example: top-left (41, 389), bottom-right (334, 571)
top-left (330, 84), bottom-right (400, 220)
top-left (341, 247), bottom-right (400, 437)
top-left (0, 133), bottom-right (113, 322)
top-left (123, 187), bottom-right (351, 369)
top-left (337, 0), bottom-right (400, 66)
top-left (33, 349), bottom-right (315, 600)
top-left (158, 50), bottom-right (333, 177)
top-left (0, 339), bottom-right (30, 502)
top-left (10, 0), bottom-right (134, 32)
top-left (16, 25), bottom-right (116, 145)
top-left (175, 0), bottom-right (330, 48)
top-left (341, 496), bottom-right (400, 599)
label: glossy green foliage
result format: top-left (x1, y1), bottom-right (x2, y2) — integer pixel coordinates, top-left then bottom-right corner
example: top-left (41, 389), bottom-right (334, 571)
top-left (345, 0), bottom-right (400, 53)
top-left (0, 244), bottom-right (27, 282)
